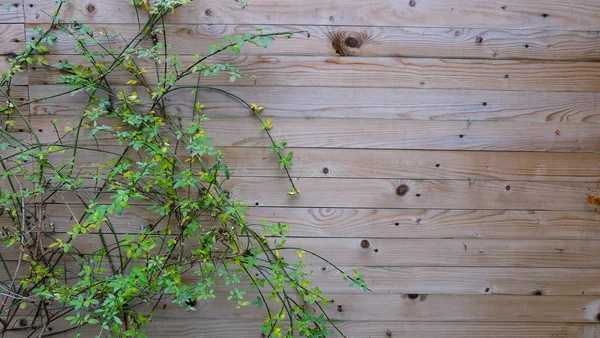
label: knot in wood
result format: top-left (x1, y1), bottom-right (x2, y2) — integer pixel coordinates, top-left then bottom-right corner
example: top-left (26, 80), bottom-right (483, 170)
top-left (86, 3), bottom-right (96, 13)
top-left (344, 36), bottom-right (360, 48)
top-left (396, 184), bottom-right (409, 196)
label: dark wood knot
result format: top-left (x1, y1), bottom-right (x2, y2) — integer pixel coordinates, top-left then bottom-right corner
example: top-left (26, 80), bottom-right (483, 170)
top-left (344, 37), bottom-right (360, 48)
top-left (396, 184), bottom-right (409, 196)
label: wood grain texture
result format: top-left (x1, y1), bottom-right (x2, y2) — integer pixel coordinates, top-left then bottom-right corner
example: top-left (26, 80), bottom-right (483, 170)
top-left (223, 177), bottom-right (596, 211)
top-left (0, 2), bottom-right (24, 23)
top-left (3, 258), bottom-right (598, 296)
top-left (10, 177), bottom-right (595, 212)
top-left (0, 85), bottom-right (28, 103)
top-left (290, 238), bottom-right (600, 268)
top-left (2, 257), bottom-right (599, 295)
top-left (25, 23), bottom-right (600, 61)
top-left (140, 293), bottom-right (600, 322)
top-left (2, 231), bottom-right (599, 267)
top-left (27, 55), bottom-right (600, 92)
top-left (219, 147), bottom-right (600, 181)
top-left (0, 24), bottom-right (24, 55)
top-left (46, 145), bottom-right (600, 181)
top-left (290, 266), bottom-right (600, 296)
top-left (27, 85), bottom-right (600, 122)
top-left (24, 0), bottom-right (600, 31)
top-left (30, 116), bottom-right (600, 153)
top-left (40, 204), bottom-right (600, 239)
top-left (6, 320), bottom-right (599, 338)
top-left (0, 56), bottom-right (27, 85)
top-left (8, 0), bottom-right (600, 335)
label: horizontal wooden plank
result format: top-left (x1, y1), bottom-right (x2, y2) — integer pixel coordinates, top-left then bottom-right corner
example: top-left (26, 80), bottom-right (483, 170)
top-left (4, 257), bottom-right (598, 295)
top-left (0, 85), bottom-right (28, 103)
top-left (28, 85), bottom-right (600, 123)
top-left (143, 293), bottom-right (600, 322)
top-left (0, 56), bottom-right (27, 86)
top-left (41, 203), bottom-right (600, 239)
top-left (12, 176), bottom-right (596, 212)
top-left (294, 238), bottom-right (600, 268)
top-left (3, 232), bottom-right (600, 267)
top-left (2, 256), bottom-right (598, 296)
top-left (0, 24), bottom-right (24, 56)
top-left (224, 177), bottom-right (596, 211)
top-left (7, 319), bottom-right (599, 338)
top-left (219, 147), bottom-right (600, 181)
top-left (31, 116), bottom-right (600, 153)
top-left (238, 208), bottom-right (600, 240)
top-left (27, 55), bottom-right (600, 92)
top-left (42, 145), bottom-right (600, 181)
top-left (0, 2), bottom-right (24, 23)
top-left (280, 266), bottom-right (600, 296)
top-left (24, 0), bottom-right (600, 31)
top-left (25, 23), bottom-right (600, 61)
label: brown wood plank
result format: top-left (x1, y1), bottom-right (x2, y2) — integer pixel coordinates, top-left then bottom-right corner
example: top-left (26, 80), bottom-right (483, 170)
top-left (223, 177), bottom-right (596, 211)
top-left (290, 238), bottom-right (600, 268)
top-left (0, 24), bottom-right (24, 56)
top-left (142, 293), bottom-right (600, 322)
top-left (30, 116), bottom-right (600, 153)
top-left (9, 177), bottom-right (595, 212)
top-left (0, 85), bottom-right (28, 104)
top-left (24, 0), bottom-right (600, 31)
top-left (27, 55), bottom-right (600, 92)
top-left (218, 147), bottom-right (600, 181)
top-left (7, 319), bottom-right (598, 338)
top-left (47, 145), bottom-right (600, 181)
top-left (266, 266), bottom-right (600, 296)
top-left (2, 231), bottom-right (599, 267)
top-left (25, 23), bottom-right (600, 61)
top-left (0, 56), bottom-right (27, 86)
top-left (1, 254), bottom-right (597, 295)
top-left (28, 85), bottom-right (600, 123)
top-left (41, 204), bottom-right (600, 240)
top-left (0, 2), bottom-right (24, 23)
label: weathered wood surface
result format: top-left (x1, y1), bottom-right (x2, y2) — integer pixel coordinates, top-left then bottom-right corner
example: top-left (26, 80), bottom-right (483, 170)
top-left (0, 3), bottom-right (23, 23)
top-left (39, 145), bottom-right (600, 181)
top-left (0, 24), bottom-right (23, 55)
top-left (39, 204), bottom-right (600, 239)
top-left (27, 55), bottom-right (600, 92)
top-left (25, 24), bottom-right (600, 61)
top-left (0, 57), bottom-right (27, 86)
top-left (27, 85), bottom-right (600, 122)
top-left (29, 116), bottom-right (600, 153)
top-left (5, 320), bottom-right (599, 338)
top-left (4, 0), bottom-right (600, 336)
top-left (24, 0), bottom-right (600, 31)
top-left (137, 293), bottom-right (600, 322)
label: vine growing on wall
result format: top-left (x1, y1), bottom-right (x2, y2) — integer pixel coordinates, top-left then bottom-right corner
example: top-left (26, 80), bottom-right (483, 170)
top-left (0, 0), bottom-right (367, 337)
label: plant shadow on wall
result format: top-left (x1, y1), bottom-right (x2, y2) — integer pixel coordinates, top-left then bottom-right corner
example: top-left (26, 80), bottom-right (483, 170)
top-left (0, 0), bottom-right (368, 337)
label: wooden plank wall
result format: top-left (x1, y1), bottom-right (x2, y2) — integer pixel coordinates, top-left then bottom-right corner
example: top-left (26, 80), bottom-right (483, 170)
top-left (3, 0), bottom-right (600, 336)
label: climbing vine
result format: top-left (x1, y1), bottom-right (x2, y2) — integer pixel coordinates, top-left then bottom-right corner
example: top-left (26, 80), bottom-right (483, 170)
top-left (0, 0), bottom-right (367, 336)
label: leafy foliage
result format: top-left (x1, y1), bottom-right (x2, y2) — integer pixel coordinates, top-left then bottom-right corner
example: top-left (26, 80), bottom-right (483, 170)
top-left (0, 0), bottom-right (367, 336)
